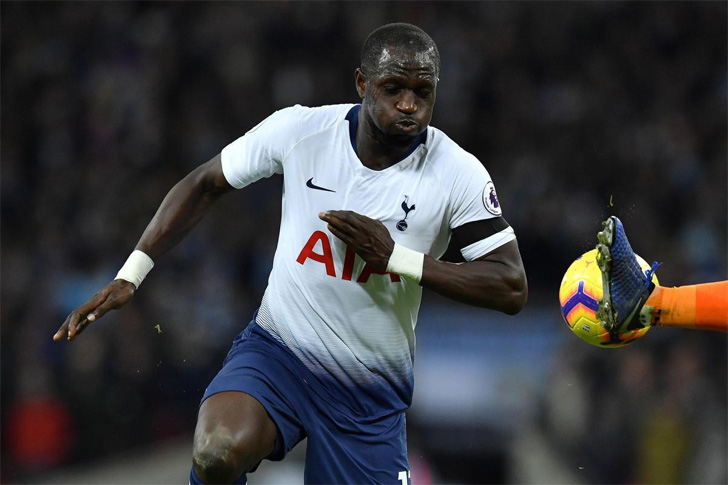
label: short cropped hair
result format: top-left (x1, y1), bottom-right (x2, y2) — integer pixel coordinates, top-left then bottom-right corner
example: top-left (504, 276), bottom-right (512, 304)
top-left (361, 23), bottom-right (440, 77)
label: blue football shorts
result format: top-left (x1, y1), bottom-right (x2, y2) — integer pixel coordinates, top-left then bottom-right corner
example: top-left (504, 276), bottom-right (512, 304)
top-left (201, 318), bottom-right (411, 485)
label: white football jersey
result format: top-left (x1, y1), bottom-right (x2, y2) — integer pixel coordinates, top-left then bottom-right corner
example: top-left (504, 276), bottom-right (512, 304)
top-left (221, 104), bottom-right (515, 415)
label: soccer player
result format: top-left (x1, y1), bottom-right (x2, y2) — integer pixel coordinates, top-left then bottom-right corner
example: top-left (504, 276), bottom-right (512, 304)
top-left (53, 23), bottom-right (528, 484)
top-left (596, 216), bottom-right (727, 333)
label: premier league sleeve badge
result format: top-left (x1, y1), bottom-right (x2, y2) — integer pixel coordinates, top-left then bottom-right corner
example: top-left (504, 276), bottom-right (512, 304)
top-left (482, 181), bottom-right (502, 216)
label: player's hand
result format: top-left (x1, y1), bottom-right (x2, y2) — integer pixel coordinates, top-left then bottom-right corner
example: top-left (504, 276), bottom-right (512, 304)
top-left (319, 210), bottom-right (394, 271)
top-left (53, 279), bottom-right (136, 341)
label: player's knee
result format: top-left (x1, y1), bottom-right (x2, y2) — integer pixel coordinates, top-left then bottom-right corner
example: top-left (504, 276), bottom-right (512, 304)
top-left (192, 447), bottom-right (238, 484)
top-left (192, 427), bottom-right (259, 483)
top-left (192, 435), bottom-right (238, 483)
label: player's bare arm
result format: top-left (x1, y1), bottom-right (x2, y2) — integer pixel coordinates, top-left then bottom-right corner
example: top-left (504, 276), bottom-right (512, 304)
top-left (54, 154), bottom-right (233, 341)
top-left (421, 241), bottom-right (526, 314)
top-left (320, 210), bottom-right (527, 314)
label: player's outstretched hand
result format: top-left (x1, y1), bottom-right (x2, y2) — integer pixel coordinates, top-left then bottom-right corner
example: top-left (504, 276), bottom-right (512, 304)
top-left (53, 279), bottom-right (136, 342)
top-left (319, 210), bottom-right (394, 271)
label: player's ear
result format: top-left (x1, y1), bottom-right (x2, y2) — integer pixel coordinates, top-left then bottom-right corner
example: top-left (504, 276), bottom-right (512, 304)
top-left (355, 68), bottom-right (366, 99)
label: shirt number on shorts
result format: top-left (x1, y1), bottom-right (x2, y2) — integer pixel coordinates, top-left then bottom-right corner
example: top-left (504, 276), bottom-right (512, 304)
top-left (398, 470), bottom-right (410, 485)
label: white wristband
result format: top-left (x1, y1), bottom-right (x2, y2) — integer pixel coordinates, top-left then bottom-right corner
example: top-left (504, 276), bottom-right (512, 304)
top-left (115, 250), bottom-right (154, 288)
top-left (386, 243), bottom-right (425, 282)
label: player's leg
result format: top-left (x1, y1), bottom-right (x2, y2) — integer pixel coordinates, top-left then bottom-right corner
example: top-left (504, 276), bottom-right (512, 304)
top-left (189, 320), bottom-right (308, 484)
top-left (596, 216), bottom-right (727, 333)
top-left (641, 281), bottom-right (728, 332)
top-left (303, 410), bottom-right (410, 484)
top-left (191, 391), bottom-right (277, 483)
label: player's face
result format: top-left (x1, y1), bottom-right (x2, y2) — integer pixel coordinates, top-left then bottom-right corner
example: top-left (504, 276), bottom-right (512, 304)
top-left (357, 48), bottom-right (438, 147)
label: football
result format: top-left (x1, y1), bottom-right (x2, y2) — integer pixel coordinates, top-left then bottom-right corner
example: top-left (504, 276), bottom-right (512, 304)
top-left (559, 248), bottom-right (659, 348)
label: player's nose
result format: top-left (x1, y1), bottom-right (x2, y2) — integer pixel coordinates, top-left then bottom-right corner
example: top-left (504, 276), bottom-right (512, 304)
top-left (396, 91), bottom-right (417, 113)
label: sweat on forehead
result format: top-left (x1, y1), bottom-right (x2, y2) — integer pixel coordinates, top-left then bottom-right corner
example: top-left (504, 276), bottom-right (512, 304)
top-left (375, 46), bottom-right (439, 73)
top-left (360, 23), bottom-right (441, 77)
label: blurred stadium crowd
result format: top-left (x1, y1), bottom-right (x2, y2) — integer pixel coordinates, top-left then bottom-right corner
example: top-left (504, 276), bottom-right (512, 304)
top-left (1, 2), bottom-right (726, 483)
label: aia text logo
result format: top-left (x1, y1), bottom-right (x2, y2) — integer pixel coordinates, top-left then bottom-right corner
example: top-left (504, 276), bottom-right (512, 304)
top-left (296, 231), bottom-right (401, 283)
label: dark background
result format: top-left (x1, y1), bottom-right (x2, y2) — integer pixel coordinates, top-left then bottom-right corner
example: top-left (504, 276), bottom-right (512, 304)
top-left (2, 2), bottom-right (726, 484)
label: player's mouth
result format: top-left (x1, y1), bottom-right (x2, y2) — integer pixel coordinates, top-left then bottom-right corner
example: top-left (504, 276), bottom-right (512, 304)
top-left (394, 119), bottom-right (419, 134)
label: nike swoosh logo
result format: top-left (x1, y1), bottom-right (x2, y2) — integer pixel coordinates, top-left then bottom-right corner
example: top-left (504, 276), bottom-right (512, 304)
top-left (306, 177), bottom-right (336, 193)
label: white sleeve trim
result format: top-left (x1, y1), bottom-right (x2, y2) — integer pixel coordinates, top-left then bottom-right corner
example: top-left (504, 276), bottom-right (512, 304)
top-left (460, 226), bottom-right (516, 261)
top-left (220, 144), bottom-right (244, 189)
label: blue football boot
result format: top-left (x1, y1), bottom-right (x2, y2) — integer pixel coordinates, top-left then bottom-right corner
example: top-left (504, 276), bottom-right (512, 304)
top-left (595, 216), bottom-right (660, 333)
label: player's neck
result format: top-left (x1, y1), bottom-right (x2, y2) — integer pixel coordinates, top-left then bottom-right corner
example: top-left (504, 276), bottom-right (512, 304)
top-left (356, 113), bottom-right (420, 171)
top-left (356, 140), bottom-right (408, 171)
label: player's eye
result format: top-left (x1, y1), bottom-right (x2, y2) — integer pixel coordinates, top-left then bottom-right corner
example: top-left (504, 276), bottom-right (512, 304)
top-left (416, 89), bottom-right (432, 99)
top-left (382, 85), bottom-right (400, 95)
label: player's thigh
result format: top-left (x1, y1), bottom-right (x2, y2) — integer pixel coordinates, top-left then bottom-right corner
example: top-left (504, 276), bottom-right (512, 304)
top-left (304, 411), bottom-right (409, 484)
top-left (194, 390), bottom-right (277, 462)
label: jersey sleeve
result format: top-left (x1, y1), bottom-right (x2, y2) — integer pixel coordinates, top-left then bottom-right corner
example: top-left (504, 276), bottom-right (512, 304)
top-left (449, 154), bottom-right (515, 261)
top-left (221, 105), bottom-right (306, 189)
